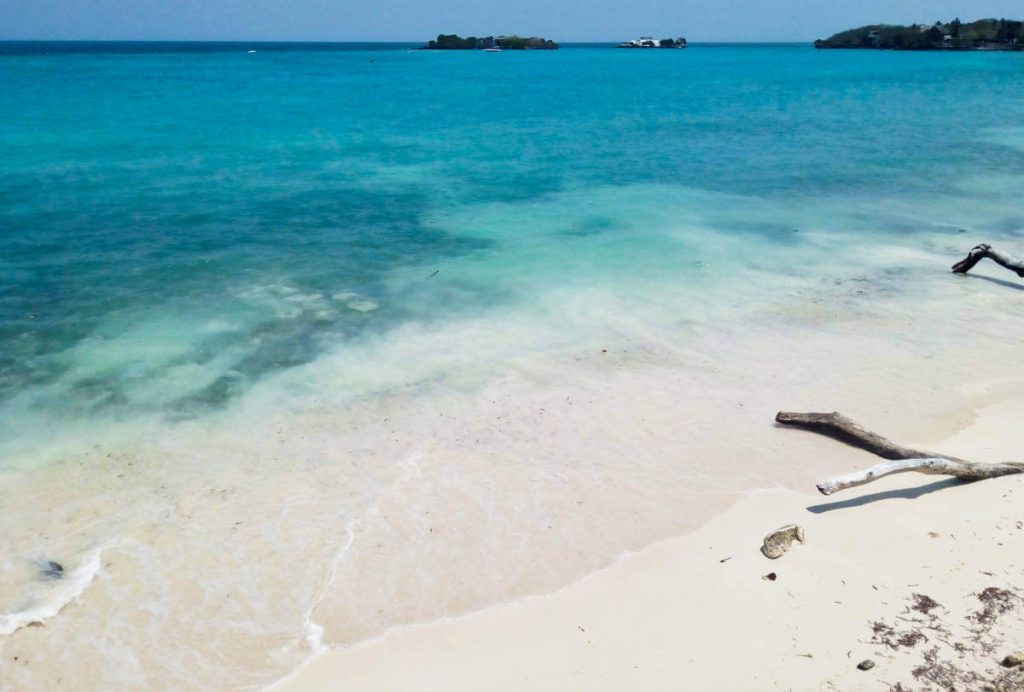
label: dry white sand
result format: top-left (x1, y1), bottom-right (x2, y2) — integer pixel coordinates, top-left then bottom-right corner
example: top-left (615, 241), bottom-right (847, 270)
top-left (277, 400), bottom-right (1024, 691)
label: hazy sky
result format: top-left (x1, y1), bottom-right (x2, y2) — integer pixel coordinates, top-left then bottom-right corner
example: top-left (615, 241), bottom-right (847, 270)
top-left (2, 0), bottom-right (1022, 42)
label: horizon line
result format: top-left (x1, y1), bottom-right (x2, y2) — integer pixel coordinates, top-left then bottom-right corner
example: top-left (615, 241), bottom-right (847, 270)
top-left (0, 38), bottom-right (816, 44)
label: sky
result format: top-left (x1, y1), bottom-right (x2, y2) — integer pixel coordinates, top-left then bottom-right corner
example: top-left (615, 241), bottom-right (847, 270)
top-left (2, 0), bottom-right (1023, 42)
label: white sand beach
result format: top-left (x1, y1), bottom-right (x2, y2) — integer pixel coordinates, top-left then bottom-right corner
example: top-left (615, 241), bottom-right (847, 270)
top-left (278, 400), bottom-right (1024, 691)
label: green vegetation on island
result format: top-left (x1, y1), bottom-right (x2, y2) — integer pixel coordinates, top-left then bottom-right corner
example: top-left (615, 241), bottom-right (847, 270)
top-left (815, 18), bottom-right (1024, 50)
top-left (424, 34), bottom-right (559, 50)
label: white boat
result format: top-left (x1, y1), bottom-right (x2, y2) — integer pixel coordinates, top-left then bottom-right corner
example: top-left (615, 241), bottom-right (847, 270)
top-left (483, 47), bottom-right (503, 52)
top-left (618, 36), bottom-right (687, 48)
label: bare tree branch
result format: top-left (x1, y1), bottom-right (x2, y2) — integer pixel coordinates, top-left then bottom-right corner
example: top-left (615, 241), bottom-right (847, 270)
top-left (776, 411), bottom-right (1024, 495)
top-left (952, 244), bottom-right (1024, 277)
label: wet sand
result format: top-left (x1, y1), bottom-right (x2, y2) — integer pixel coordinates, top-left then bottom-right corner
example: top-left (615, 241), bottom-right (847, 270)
top-left (278, 400), bottom-right (1024, 691)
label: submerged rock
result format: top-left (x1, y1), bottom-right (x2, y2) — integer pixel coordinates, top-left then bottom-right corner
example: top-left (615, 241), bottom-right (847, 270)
top-left (760, 524), bottom-right (805, 559)
top-left (40, 560), bottom-right (64, 579)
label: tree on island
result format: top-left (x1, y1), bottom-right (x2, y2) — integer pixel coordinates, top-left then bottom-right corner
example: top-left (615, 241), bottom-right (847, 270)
top-left (425, 34), bottom-right (559, 50)
top-left (815, 17), bottom-right (1024, 50)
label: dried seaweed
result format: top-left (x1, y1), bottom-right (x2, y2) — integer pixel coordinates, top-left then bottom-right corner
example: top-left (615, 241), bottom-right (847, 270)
top-left (911, 593), bottom-right (941, 616)
top-left (871, 620), bottom-right (927, 650)
top-left (911, 646), bottom-right (985, 689)
top-left (970, 587), bottom-right (1019, 626)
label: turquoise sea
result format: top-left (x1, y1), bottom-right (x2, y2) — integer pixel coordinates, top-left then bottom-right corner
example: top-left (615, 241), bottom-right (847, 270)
top-left (2, 42), bottom-right (1024, 687)
top-left (3, 42), bottom-right (1024, 456)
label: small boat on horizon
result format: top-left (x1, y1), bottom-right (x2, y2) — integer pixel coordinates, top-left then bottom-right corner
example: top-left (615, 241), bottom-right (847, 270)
top-left (618, 36), bottom-right (687, 48)
top-left (483, 47), bottom-right (503, 52)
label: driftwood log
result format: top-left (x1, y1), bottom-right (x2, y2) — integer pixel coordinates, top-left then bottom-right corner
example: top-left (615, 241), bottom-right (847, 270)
top-left (952, 244), bottom-right (1024, 278)
top-left (776, 412), bottom-right (1024, 495)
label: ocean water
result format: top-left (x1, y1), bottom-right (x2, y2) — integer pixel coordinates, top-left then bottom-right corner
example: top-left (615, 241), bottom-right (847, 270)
top-left (2, 43), bottom-right (1024, 688)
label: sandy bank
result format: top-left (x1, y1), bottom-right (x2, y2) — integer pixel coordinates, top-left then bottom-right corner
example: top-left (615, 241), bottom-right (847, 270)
top-left (277, 400), bottom-right (1024, 691)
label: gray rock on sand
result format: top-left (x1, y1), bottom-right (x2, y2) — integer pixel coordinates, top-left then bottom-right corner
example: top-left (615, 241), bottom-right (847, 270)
top-left (760, 524), bottom-right (805, 559)
top-left (1001, 652), bottom-right (1024, 668)
top-left (857, 659), bottom-right (875, 671)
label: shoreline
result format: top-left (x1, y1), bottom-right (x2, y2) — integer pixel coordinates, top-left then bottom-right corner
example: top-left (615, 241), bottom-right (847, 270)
top-left (5, 255), bottom-right (1024, 689)
top-left (275, 399), bottom-right (1024, 690)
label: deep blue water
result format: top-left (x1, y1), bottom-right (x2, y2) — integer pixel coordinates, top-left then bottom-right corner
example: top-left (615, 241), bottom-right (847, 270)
top-left (2, 43), bottom-right (1023, 456)
top-left (0, 41), bottom-right (422, 55)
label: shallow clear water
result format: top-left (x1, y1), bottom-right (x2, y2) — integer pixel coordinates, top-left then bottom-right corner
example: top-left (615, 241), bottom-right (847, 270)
top-left (2, 42), bottom-right (1024, 687)
top-left (3, 43), bottom-right (1023, 461)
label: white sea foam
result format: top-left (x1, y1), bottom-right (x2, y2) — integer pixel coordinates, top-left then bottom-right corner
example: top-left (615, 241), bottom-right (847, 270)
top-left (0, 549), bottom-right (103, 636)
top-left (345, 298), bottom-right (379, 313)
top-left (267, 521), bottom-right (357, 690)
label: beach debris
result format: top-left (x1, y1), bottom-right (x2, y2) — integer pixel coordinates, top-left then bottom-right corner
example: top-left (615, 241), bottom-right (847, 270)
top-left (911, 593), bottom-right (941, 615)
top-left (952, 243), bottom-right (1024, 278)
top-left (760, 524), bottom-right (805, 559)
top-left (775, 411), bottom-right (1024, 496)
top-left (871, 620), bottom-right (927, 650)
top-left (1001, 652), bottom-right (1024, 668)
top-left (719, 556), bottom-right (732, 563)
top-left (762, 572), bottom-right (777, 581)
top-left (857, 659), bottom-right (876, 671)
top-left (39, 560), bottom-right (64, 579)
top-left (870, 588), bottom-right (1024, 689)
top-left (970, 587), bottom-right (1018, 625)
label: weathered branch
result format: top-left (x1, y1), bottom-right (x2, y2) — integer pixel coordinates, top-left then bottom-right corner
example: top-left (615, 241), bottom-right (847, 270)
top-left (774, 411), bottom-right (962, 462)
top-left (812, 457), bottom-right (1024, 495)
top-left (776, 411), bottom-right (1024, 495)
top-left (952, 244), bottom-right (1024, 278)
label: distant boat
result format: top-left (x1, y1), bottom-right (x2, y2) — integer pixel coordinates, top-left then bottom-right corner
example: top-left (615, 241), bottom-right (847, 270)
top-left (247, 50), bottom-right (257, 53)
top-left (618, 36), bottom-right (687, 48)
top-left (483, 47), bottom-right (503, 52)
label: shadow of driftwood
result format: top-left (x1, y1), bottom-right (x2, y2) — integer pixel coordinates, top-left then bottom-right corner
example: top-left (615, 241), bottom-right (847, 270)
top-left (806, 477), bottom-right (970, 514)
top-left (963, 273), bottom-right (1024, 292)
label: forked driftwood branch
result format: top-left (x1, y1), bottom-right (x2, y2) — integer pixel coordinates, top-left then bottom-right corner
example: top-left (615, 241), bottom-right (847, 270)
top-left (952, 244), bottom-right (1024, 278)
top-left (775, 412), bottom-right (1024, 496)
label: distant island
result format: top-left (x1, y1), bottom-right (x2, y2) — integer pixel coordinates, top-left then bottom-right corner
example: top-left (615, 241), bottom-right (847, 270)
top-left (424, 34), bottom-right (559, 50)
top-left (618, 36), bottom-right (687, 49)
top-left (815, 18), bottom-right (1023, 50)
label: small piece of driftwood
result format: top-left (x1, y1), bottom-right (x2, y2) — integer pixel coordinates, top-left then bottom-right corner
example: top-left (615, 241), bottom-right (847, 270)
top-left (775, 412), bottom-right (1024, 495)
top-left (952, 244), bottom-right (1024, 278)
